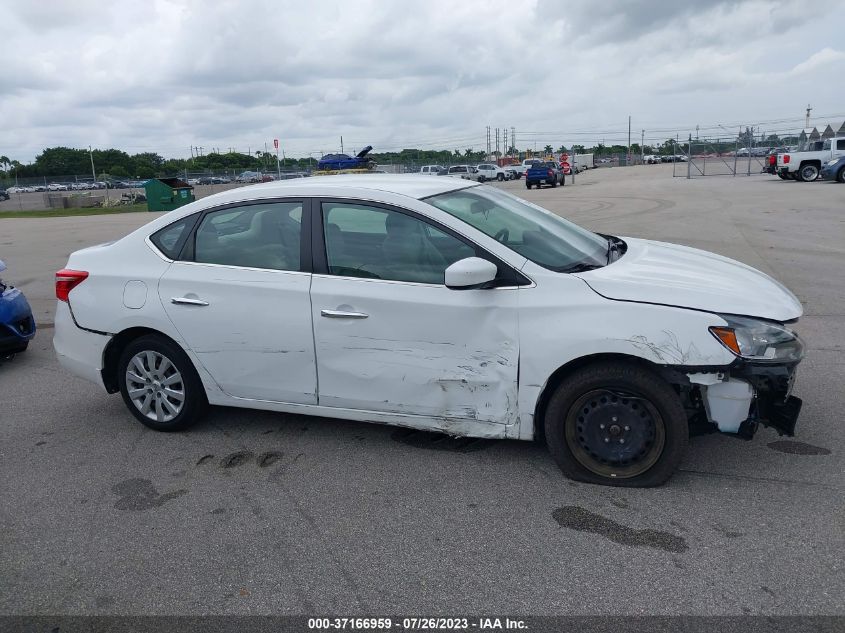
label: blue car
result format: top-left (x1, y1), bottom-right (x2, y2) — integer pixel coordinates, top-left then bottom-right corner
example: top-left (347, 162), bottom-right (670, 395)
top-left (317, 145), bottom-right (375, 171)
top-left (820, 156), bottom-right (845, 183)
top-left (0, 259), bottom-right (36, 358)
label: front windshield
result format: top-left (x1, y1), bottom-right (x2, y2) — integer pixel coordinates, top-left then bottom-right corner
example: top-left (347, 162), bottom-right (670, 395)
top-left (822, 139), bottom-right (831, 151)
top-left (425, 185), bottom-right (608, 271)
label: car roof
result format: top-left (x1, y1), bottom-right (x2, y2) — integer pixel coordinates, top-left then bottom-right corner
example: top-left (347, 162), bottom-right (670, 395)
top-left (193, 174), bottom-right (478, 207)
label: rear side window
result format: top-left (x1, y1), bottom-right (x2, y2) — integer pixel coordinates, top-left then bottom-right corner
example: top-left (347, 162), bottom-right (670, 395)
top-left (150, 216), bottom-right (195, 259)
top-left (193, 202), bottom-right (303, 271)
top-left (838, 140), bottom-right (845, 151)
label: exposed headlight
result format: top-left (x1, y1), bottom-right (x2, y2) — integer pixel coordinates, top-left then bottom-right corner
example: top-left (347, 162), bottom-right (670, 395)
top-left (827, 159), bottom-right (840, 166)
top-left (710, 315), bottom-right (804, 362)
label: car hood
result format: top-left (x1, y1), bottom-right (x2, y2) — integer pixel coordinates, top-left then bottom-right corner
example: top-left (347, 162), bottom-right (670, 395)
top-left (574, 237), bottom-right (802, 322)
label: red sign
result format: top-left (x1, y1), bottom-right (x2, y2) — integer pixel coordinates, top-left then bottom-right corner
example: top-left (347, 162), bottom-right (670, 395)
top-left (273, 139), bottom-right (279, 149)
top-left (561, 161), bottom-right (571, 175)
top-left (561, 153), bottom-right (569, 162)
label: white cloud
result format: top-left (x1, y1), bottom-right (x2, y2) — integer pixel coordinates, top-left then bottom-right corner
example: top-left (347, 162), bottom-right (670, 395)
top-left (1, 0), bottom-right (844, 161)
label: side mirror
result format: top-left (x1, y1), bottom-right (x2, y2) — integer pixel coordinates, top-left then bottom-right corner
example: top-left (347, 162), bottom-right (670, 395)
top-left (445, 257), bottom-right (498, 290)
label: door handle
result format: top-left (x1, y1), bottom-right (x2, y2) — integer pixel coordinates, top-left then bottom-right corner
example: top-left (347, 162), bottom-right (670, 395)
top-left (321, 309), bottom-right (368, 319)
top-left (171, 297), bottom-right (209, 306)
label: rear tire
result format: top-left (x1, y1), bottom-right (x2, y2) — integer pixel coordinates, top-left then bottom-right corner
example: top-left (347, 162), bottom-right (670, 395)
top-left (798, 163), bottom-right (819, 182)
top-left (544, 361), bottom-right (688, 487)
top-left (497, 173), bottom-right (505, 181)
top-left (526, 182), bottom-right (532, 189)
top-left (118, 334), bottom-right (208, 431)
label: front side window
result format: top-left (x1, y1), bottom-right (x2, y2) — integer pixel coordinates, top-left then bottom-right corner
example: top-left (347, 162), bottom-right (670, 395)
top-left (323, 202), bottom-right (475, 284)
top-left (193, 202), bottom-right (303, 271)
top-left (837, 139), bottom-right (845, 151)
top-left (425, 186), bottom-right (608, 271)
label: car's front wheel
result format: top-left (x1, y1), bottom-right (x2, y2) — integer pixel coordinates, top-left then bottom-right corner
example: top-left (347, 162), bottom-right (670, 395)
top-left (544, 361), bottom-right (688, 487)
top-left (497, 173), bottom-right (505, 181)
top-left (838, 167), bottom-right (845, 184)
top-left (118, 334), bottom-right (207, 431)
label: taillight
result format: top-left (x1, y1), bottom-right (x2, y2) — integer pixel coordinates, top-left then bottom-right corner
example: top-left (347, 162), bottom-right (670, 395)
top-left (769, 155), bottom-right (775, 165)
top-left (783, 155), bottom-right (790, 164)
top-left (548, 169), bottom-right (553, 177)
top-left (56, 269), bottom-right (88, 302)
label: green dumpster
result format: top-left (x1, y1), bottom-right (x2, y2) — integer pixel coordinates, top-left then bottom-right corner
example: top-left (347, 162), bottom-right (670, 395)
top-left (143, 178), bottom-right (195, 212)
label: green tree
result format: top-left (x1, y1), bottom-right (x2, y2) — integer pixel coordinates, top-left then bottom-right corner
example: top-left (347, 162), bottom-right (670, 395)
top-left (544, 145), bottom-right (553, 154)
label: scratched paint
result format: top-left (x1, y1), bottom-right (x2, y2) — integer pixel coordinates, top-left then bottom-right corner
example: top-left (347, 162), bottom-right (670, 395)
top-left (310, 274), bottom-right (520, 428)
top-left (158, 264), bottom-right (318, 404)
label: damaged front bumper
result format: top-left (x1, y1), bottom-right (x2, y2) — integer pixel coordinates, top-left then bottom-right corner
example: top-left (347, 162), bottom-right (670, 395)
top-left (684, 360), bottom-right (802, 440)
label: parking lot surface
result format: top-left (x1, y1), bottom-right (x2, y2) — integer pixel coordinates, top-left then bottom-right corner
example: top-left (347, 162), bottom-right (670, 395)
top-left (1, 165), bottom-right (843, 615)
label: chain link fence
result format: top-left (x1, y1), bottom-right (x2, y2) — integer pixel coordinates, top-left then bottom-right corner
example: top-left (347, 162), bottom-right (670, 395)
top-left (671, 137), bottom-right (771, 178)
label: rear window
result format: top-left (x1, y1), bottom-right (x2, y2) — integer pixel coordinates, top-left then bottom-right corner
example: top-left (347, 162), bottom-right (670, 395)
top-left (150, 216), bottom-right (195, 259)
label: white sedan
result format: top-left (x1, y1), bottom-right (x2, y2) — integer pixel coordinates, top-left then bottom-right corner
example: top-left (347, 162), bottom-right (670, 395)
top-left (54, 175), bottom-right (805, 486)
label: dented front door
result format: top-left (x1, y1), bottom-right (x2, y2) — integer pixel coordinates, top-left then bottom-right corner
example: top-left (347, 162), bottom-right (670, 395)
top-left (310, 276), bottom-right (520, 429)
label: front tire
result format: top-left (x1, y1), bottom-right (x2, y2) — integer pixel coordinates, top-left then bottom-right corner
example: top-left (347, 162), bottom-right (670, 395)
top-left (544, 362), bottom-right (688, 487)
top-left (526, 182), bottom-right (532, 189)
top-left (838, 167), bottom-right (845, 184)
top-left (497, 173), bottom-right (505, 181)
top-left (118, 334), bottom-right (208, 431)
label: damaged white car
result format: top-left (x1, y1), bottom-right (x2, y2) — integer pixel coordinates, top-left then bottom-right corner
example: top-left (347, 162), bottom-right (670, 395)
top-left (54, 175), bottom-right (804, 486)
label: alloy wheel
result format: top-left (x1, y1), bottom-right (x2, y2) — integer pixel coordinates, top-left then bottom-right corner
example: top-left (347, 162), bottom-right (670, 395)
top-left (125, 350), bottom-right (185, 423)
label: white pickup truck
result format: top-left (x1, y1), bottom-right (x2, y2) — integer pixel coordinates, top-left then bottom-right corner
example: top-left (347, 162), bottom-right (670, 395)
top-left (777, 137), bottom-right (845, 181)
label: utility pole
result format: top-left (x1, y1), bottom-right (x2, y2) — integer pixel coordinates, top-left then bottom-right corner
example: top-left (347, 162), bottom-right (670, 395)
top-left (503, 128), bottom-right (508, 161)
top-left (88, 146), bottom-right (96, 181)
top-left (627, 115), bottom-right (631, 166)
top-left (805, 104), bottom-right (812, 128)
top-left (511, 127), bottom-right (515, 158)
top-left (340, 136), bottom-right (344, 154)
top-left (641, 130), bottom-right (644, 164)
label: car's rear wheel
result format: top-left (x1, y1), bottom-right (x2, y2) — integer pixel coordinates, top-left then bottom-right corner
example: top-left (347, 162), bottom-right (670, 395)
top-left (526, 182), bottom-right (532, 189)
top-left (551, 178), bottom-right (557, 188)
top-left (497, 173), bottom-right (505, 181)
top-left (118, 334), bottom-right (207, 431)
top-left (544, 362), bottom-right (688, 487)
top-left (798, 163), bottom-right (819, 182)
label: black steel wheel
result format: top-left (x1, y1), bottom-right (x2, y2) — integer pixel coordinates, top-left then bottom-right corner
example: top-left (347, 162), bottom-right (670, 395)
top-left (545, 361), bottom-right (688, 487)
top-left (564, 389), bottom-right (665, 479)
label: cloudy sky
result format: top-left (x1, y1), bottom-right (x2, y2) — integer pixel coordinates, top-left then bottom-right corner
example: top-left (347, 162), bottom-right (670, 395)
top-left (3, 0), bottom-right (845, 161)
